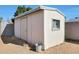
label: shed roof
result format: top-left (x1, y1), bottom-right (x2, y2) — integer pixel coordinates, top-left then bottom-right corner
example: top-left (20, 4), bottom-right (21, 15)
top-left (14, 6), bottom-right (64, 19)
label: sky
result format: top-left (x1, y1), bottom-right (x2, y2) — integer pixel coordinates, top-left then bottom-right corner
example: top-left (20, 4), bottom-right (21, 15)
top-left (0, 5), bottom-right (79, 21)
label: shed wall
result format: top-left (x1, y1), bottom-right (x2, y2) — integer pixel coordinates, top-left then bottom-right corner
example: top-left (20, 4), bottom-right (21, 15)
top-left (44, 10), bottom-right (65, 50)
top-left (27, 10), bottom-right (44, 46)
top-left (20, 16), bottom-right (27, 41)
top-left (15, 10), bottom-right (44, 47)
top-left (14, 18), bottom-right (21, 38)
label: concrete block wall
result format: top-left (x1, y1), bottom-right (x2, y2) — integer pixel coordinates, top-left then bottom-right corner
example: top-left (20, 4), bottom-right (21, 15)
top-left (0, 21), bottom-right (14, 36)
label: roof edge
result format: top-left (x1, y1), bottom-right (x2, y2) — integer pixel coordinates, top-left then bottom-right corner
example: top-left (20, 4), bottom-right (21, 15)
top-left (40, 6), bottom-right (64, 16)
top-left (14, 6), bottom-right (64, 19)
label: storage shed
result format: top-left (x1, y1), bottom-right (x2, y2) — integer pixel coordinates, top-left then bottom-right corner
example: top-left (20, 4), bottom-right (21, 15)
top-left (66, 18), bottom-right (79, 40)
top-left (14, 6), bottom-right (65, 50)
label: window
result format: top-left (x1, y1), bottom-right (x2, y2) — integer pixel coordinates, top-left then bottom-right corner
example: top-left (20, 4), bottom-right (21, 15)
top-left (52, 19), bottom-right (60, 31)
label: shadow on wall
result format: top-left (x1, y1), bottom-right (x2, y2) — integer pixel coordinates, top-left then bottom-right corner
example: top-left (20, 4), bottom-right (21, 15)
top-left (1, 24), bottom-right (14, 36)
top-left (0, 23), bottom-right (28, 46)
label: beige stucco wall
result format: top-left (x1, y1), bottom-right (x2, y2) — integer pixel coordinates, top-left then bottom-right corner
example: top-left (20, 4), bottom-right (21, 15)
top-left (0, 21), bottom-right (8, 35)
top-left (0, 21), bottom-right (14, 36)
top-left (66, 22), bottom-right (79, 40)
top-left (27, 10), bottom-right (44, 46)
top-left (44, 10), bottom-right (65, 50)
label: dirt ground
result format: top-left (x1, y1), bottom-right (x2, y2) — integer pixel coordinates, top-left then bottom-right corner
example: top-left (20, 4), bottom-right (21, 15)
top-left (0, 36), bottom-right (79, 54)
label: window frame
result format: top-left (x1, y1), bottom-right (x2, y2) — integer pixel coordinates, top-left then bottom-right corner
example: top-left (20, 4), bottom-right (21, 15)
top-left (52, 19), bottom-right (60, 31)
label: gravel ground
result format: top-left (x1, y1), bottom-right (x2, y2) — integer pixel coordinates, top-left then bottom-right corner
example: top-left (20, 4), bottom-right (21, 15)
top-left (0, 36), bottom-right (79, 54)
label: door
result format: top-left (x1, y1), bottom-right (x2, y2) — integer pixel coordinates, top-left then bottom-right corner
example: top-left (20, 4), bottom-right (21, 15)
top-left (20, 17), bottom-right (27, 41)
top-left (15, 19), bottom-right (21, 38)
